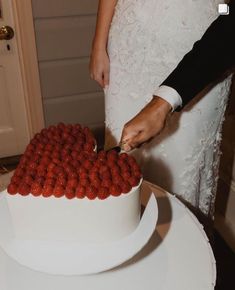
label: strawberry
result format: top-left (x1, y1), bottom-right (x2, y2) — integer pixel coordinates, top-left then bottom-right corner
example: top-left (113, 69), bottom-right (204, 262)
top-left (74, 124), bottom-right (82, 131)
top-left (26, 169), bottom-right (37, 178)
top-left (52, 166), bottom-right (64, 175)
top-left (51, 151), bottom-right (60, 160)
top-left (57, 122), bottom-right (66, 130)
top-left (76, 185), bottom-right (86, 199)
top-left (70, 160), bottom-right (80, 168)
top-left (119, 153), bottom-right (129, 160)
top-left (90, 177), bottom-right (101, 188)
top-left (122, 171), bottom-right (131, 180)
top-left (7, 183), bottom-right (18, 195)
top-left (37, 169), bottom-right (47, 178)
top-left (101, 179), bottom-right (112, 188)
top-left (42, 185), bottom-right (53, 198)
top-left (48, 162), bottom-right (56, 172)
top-left (69, 172), bottom-right (78, 179)
top-left (56, 176), bottom-right (67, 187)
top-left (117, 159), bottom-right (127, 167)
top-left (19, 155), bottom-right (30, 165)
top-left (78, 167), bottom-right (88, 175)
top-left (14, 168), bottom-right (25, 177)
top-left (89, 172), bottom-right (99, 180)
top-left (25, 149), bottom-right (34, 158)
top-left (97, 150), bottom-right (107, 161)
top-left (73, 144), bottom-right (83, 153)
top-left (120, 164), bottom-right (130, 172)
top-left (24, 175), bottom-right (34, 185)
top-left (83, 143), bottom-right (93, 152)
top-left (67, 135), bottom-right (76, 144)
top-left (28, 162), bottom-right (38, 171)
top-left (11, 175), bottom-right (22, 185)
top-left (18, 183), bottom-right (30, 196)
top-left (45, 177), bottom-right (56, 186)
top-left (71, 150), bottom-right (79, 159)
top-left (80, 178), bottom-right (89, 187)
top-left (83, 160), bottom-right (93, 170)
top-left (107, 150), bottom-right (118, 159)
top-left (110, 184), bottom-right (122, 197)
top-left (133, 170), bottom-right (142, 179)
top-left (97, 187), bottom-right (110, 200)
top-left (52, 158), bottom-right (61, 165)
top-left (45, 144), bottom-right (53, 151)
top-left (99, 165), bottom-right (109, 175)
top-left (128, 176), bottom-right (140, 187)
top-left (43, 150), bottom-right (51, 158)
top-left (107, 159), bottom-right (116, 168)
top-left (120, 181), bottom-right (131, 193)
top-left (53, 185), bottom-right (64, 198)
top-left (67, 178), bottom-right (78, 188)
top-left (65, 187), bottom-right (76, 199)
top-left (88, 151), bottom-right (97, 161)
top-left (46, 171), bottom-right (56, 179)
top-left (35, 176), bottom-right (45, 186)
top-left (37, 164), bottom-right (46, 172)
top-left (57, 170), bottom-right (67, 178)
top-left (86, 185), bottom-right (97, 200)
top-left (110, 166), bottom-right (120, 175)
top-left (112, 175), bottom-right (124, 185)
top-left (31, 182), bottom-right (42, 196)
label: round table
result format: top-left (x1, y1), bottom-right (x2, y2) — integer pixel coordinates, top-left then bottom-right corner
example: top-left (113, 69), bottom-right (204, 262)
top-left (0, 180), bottom-right (216, 290)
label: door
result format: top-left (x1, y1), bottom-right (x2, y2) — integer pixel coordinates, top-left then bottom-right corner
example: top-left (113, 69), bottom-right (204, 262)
top-left (0, 0), bottom-right (30, 157)
top-left (32, 0), bottom-right (104, 140)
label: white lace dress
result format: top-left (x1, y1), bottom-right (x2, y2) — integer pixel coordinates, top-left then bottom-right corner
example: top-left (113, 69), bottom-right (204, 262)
top-left (105, 0), bottom-right (232, 216)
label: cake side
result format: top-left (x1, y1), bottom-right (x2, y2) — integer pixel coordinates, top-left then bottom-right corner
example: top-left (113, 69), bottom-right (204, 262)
top-left (5, 180), bottom-right (142, 243)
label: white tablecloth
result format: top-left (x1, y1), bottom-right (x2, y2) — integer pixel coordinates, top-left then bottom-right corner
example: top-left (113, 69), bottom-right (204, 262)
top-left (0, 179), bottom-right (216, 290)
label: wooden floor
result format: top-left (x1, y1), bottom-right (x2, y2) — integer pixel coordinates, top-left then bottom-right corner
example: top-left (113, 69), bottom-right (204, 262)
top-left (0, 156), bottom-right (234, 288)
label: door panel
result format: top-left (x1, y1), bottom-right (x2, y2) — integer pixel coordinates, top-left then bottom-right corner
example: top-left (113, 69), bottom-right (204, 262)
top-left (40, 58), bottom-right (100, 98)
top-left (0, 0), bottom-right (30, 157)
top-left (44, 92), bottom-right (104, 129)
top-left (32, 0), bottom-right (98, 18)
top-left (34, 15), bottom-right (97, 61)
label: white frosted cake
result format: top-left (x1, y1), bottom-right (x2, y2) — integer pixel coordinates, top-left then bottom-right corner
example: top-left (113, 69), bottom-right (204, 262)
top-left (6, 123), bottom-right (143, 244)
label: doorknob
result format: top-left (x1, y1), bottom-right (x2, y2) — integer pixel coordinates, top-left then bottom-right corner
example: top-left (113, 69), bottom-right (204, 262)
top-left (0, 26), bottom-right (14, 40)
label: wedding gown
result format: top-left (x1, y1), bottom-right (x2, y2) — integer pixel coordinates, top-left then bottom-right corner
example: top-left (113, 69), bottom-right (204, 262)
top-left (105, 0), bottom-right (232, 216)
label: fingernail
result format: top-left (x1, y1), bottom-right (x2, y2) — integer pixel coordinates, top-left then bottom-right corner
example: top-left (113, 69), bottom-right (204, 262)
top-left (123, 144), bottom-right (131, 152)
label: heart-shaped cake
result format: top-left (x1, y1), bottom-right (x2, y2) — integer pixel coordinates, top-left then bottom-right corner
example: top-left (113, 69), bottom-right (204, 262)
top-left (7, 123), bottom-right (142, 200)
top-left (5, 123), bottom-right (143, 243)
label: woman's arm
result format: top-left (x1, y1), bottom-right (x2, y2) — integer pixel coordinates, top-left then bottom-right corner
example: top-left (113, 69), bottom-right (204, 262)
top-left (90, 0), bottom-right (117, 88)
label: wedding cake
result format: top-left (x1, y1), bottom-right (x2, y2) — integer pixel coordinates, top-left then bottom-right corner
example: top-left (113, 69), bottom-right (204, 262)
top-left (6, 123), bottom-right (143, 244)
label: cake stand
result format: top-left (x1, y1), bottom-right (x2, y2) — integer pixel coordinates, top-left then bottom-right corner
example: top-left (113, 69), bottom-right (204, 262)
top-left (0, 180), bottom-right (216, 290)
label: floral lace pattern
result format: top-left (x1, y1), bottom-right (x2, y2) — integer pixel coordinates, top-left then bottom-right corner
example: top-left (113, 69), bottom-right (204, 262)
top-left (105, 0), bottom-right (231, 216)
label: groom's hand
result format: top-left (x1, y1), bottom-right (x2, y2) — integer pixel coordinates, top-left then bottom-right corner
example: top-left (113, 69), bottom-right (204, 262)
top-left (120, 96), bottom-right (172, 151)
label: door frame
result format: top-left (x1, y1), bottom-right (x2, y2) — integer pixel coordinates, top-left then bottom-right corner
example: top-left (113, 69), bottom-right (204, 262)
top-left (11, 0), bottom-right (44, 137)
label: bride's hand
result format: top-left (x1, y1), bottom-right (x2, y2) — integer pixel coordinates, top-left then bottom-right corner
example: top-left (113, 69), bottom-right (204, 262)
top-left (89, 48), bottom-right (110, 88)
top-left (120, 96), bottom-right (172, 151)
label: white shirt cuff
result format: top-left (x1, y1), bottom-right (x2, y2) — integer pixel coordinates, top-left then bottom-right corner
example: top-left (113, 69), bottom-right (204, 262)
top-left (153, 85), bottom-right (182, 111)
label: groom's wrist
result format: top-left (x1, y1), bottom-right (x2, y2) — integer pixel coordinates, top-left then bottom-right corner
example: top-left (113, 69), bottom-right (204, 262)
top-left (153, 85), bottom-right (182, 111)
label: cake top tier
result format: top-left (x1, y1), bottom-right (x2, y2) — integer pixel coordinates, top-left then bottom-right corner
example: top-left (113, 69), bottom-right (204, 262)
top-left (7, 123), bottom-right (142, 200)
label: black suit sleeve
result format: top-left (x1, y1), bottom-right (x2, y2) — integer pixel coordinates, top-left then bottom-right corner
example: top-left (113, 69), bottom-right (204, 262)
top-left (161, 0), bottom-right (235, 108)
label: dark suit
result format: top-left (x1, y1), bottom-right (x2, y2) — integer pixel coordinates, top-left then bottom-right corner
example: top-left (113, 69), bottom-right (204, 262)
top-left (161, 0), bottom-right (235, 108)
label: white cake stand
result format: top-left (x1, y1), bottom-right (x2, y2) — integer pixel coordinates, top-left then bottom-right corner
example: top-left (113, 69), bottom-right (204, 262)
top-left (0, 180), bottom-right (216, 290)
